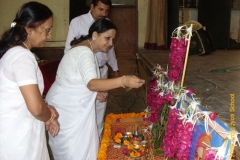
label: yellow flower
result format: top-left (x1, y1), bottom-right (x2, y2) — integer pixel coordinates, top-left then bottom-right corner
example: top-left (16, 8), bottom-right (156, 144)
top-left (128, 144), bottom-right (134, 150)
top-left (123, 140), bottom-right (131, 145)
top-left (130, 151), bottom-right (135, 157)
top-left (135, 151), bottom-right (141, 157)
top-left (116, 132), bottom-right (123, 138)
top-left (114, 138), bottom-right (121, 143)
top-left (140, 147), bottom-right (145, 152)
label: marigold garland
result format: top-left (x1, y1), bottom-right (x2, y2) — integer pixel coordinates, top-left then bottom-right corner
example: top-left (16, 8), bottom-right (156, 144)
top-left (97, 112), bottom-right (145, 160)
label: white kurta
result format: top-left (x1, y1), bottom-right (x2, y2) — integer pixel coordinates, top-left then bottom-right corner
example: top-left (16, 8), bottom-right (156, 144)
top-left (0, 46), bottom-right (49, 160)
top-left (64, 11), bottom-right (119, 138)
top-left (46, 46), bottom-right (100, 160)
top-left (64, 11), bottom-right (118, 71)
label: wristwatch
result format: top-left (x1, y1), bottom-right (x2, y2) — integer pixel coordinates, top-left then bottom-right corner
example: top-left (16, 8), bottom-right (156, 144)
top-left (115, 70), bottom-right (119, 72)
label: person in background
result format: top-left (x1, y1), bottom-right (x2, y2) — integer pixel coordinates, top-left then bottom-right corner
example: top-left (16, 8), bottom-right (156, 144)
top-left (46, 18), bottom-right (145, 160)
top-left (0, 2), bottom-right (59, 160)
top-left (65, 0), bottom-right (119, 139)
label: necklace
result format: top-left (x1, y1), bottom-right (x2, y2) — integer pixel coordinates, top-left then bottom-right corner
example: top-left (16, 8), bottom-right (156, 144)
top-left (22, 42), bottom-right (30, 50)
top-left (87, 39), bottom-right (93, 51)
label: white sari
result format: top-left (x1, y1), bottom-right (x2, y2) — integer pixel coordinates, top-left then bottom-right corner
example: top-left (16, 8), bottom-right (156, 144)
top-left (0, 47), bottom-right (49, 160)
top-left (46, 46), bottom-right (100, 160)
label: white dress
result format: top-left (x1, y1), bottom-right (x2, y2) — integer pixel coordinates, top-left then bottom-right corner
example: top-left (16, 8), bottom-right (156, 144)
top-left (65, 11), bottom-right (118, 138)
top-left (46, 46), bottom-right (100, 160)
top-left (0, 46), bottom-right (49, 160)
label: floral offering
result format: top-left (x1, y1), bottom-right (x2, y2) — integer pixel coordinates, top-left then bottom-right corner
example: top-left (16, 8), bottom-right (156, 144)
top-left (97, 25), bottom-right (239, 160)
top-left (144, 25), bottom-right (239, 160)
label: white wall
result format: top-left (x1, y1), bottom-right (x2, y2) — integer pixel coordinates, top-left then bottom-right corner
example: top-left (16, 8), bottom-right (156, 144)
top-left (231, 10), bottom-right (240, 42)
top-left (0, 0), bottom-right (69, 47)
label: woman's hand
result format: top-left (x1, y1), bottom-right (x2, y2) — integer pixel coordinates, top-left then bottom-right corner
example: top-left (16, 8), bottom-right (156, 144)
top-left (45, 105), bottom-right (60, 137)
top-left (96, 91), bottom-right (107, 102)
top-left (121, 75), bottom-right (145, 89)
top-left (46, 120), bottom-right (60, 137)
top-left (48, 105), bottom-right (59, 119)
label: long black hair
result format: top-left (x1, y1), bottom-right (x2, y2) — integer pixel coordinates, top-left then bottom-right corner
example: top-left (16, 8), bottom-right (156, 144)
top-left (70, 18), bottom-right (117, 46)
top-left (0, 1), bottom-right (53, 58)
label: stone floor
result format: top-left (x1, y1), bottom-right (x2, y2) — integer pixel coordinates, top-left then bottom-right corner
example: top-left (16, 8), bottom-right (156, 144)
top-left (105, 49), bottom-right (240, 159)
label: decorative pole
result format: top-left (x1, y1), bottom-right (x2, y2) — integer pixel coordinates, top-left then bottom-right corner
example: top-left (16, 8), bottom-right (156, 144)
top-left (180, 24), bottom-right (193, 87)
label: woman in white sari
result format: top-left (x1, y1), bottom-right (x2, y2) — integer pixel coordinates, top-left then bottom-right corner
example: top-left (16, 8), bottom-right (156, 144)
top-left (46, 18), bottom-right (145, 160)
top-left (0, 2), bottom-right (59, 160)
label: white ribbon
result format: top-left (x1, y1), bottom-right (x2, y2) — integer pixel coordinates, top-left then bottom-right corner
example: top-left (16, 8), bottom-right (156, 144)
top-left (171, 25), bottom-right (193, 40)
top-left (11, 22), bottom-right (16, 28)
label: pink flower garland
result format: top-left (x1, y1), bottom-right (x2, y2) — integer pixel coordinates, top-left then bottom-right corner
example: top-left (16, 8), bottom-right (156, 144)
top-left (163, 108), bottom-right (179, 158)
top-left (175, 119), bottom-right (193, 160)
top-left (147, 79), bottom-right (165, 123)
top-left (146, 28), bottom-right (192, 158)
top-left (169, 38), bottom-right (188, 82)
top-left (163, 35), bottom-right (191, 159)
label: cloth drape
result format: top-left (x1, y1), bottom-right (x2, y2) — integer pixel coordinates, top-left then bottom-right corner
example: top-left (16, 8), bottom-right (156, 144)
top-left (144, 0), bottom-right (167, 50)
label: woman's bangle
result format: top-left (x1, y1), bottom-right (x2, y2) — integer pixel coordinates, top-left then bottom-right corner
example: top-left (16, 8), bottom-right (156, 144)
top-left (120, 75), bottom-right (126, 88)
top-left (46, 108), bottom-right (54, 123)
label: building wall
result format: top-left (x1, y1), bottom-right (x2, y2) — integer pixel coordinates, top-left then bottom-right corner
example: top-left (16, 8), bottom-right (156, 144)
top-left (0, 0), bottom-right (69, 47)
top-left (1, 0), bottom-right (239, 48)
top-left (137, 0), bottom-right (148, 49)
top-left (0, 0), bottom-right (147, 48)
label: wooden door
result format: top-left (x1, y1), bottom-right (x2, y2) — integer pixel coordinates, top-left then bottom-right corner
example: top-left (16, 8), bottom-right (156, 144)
top-left (108, 5), bottom-right (138, 76)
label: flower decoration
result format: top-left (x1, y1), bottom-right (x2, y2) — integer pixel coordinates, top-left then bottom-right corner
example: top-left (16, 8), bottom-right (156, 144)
top-left (163, 108), bottom-right (179, 158)
top-left (113, 132), bottom-right (123, 144)
top-left (169, 38), bottom-right (188, 82)
top-left (122, 145), bottom-right (145, 158)
top-left (205, 149), bottom-right (219, 160)
top-left (116, 118), bottom-right (121, 123)
top-left (97, 112), bottom-right (144, 160)
top-left (209, 112), bottom-right (217, 120)
top-left (144, 24), bottom-right (236, 160)
top-left (99, 24), bottom-right (239, 160)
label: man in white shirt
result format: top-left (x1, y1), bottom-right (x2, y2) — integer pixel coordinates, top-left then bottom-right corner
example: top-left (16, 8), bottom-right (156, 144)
top-left (64, 0), bottom-right (120, 139)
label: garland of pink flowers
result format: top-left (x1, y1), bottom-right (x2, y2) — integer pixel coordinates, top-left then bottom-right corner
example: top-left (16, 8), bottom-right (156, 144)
top-left (163, 30), bottom-right (194, 159)
top-left (175, 120), bottom-right (194, 159)
top-left (146, 25), bottom-right (193, 158)
top-left (162, 108), bottom-right (179, 158)
top-left (145, 25), bottom-right (239, 160)
top-left (147, 78), bottom-right (165, 123)
top-left (168, 37), bottom-right (188, 82)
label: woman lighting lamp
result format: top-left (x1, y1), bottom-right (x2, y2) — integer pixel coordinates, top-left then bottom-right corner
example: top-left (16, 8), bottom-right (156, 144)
top-left (46, 18), bottom-right (145, 159)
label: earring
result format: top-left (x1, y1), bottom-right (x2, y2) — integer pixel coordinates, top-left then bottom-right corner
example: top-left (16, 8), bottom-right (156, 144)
top-left (93, 37), bottom-right (96, 41)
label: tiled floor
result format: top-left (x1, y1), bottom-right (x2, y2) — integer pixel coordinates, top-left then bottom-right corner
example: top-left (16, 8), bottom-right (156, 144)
top-left (105, 49), bottom-right (240, 158)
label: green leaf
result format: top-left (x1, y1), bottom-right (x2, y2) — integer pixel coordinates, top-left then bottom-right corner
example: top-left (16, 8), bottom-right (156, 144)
top-left (138, 134), bottom-right (144, 139)
top-left (153, 140), bottom-right (160, 148)
top-left (153, 150), bottom-right (164, 155)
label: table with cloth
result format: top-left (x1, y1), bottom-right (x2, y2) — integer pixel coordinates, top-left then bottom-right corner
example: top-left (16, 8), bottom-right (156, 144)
top-left (98, 112), bottom-right (164, 160)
